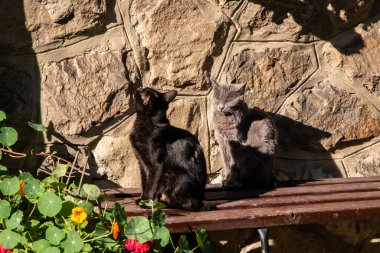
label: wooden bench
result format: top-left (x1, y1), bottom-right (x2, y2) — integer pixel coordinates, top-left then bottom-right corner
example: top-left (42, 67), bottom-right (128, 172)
top-left (103, 176), bottom-right (380, 253)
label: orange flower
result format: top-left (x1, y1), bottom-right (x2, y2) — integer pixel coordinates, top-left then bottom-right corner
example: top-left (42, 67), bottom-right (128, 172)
top-left (71, 207), bottom-right (87, 224)
top-left (18, 179), bottom-right (25, 197)
top-left (111, 221), bottom-right (120, 239)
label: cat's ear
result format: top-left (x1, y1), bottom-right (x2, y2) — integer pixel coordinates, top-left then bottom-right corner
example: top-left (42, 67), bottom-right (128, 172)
top-left (163, 90), bottom-right (177, 103)
top-left (211, 79), bottom-right (219, 89)
top-left (235, 83), bottom-right (246, 95)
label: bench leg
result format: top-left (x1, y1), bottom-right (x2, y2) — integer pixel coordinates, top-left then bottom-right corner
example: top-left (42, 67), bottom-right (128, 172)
top-left (257, 228), bottom-right (269, 253)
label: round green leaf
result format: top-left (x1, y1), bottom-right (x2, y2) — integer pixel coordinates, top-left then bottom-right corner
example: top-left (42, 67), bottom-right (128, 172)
top-left (53, 163), bottom-right (69, 178)
top-left (32, 239), bottom-right (51, 253)
top-left (24, 178), bottom-right (43, 200)
top-left (42, 247), bottom-right (60, 253)
top-left (6, 210), bottom-right (23, 230)
top-left (0, 177), bottom-right (20, 196)
top-left (82, 184), bottom-right (101, 200)
top-left (154, 226), bottom-right (170, 248)
top-left (61, 231), bottom-right (83, 253)
top-left (43, 176), bottom-right (59, 186)
top-left (46, 226), bottom-right (65, 246)
top-left (0, 127), bottom-right (18, 147)
top-left (37, 192), bottom-right (62, 217)
top-left (0, 111), bottom-right (6, 121)
top-left (0, 200), bottom-right (11, 219)
top-left (139, 199), bottom-right (166, 209)
top-left (0, 229), bottom-right (21, 249)
top-left (19, 172), bottom-right (35, 181)
top-left (124, 216), bottom-right (153, 243)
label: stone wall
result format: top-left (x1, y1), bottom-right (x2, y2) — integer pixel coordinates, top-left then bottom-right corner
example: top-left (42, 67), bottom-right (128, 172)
top-left (1, 0), bottom-right (380, 252)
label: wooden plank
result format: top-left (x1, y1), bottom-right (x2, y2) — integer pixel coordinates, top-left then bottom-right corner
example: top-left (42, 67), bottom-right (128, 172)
top-left (102, 177), bottom-right (380, 201)
top-left (215, 190), bottom-right (380, 209)
top-left (164, 199), bottom-right (380, 232)
top-left (276, 176), bottom-right (380, 187)
top-left (205, 181), bottom-right (380, 200)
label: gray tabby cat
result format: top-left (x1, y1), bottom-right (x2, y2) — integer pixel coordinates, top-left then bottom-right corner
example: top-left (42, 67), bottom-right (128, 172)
top-left (211, 80), bottom-right (277, 188)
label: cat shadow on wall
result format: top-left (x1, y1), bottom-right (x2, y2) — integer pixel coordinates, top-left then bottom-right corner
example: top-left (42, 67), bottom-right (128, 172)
top-left (245, 0), bottom-right (380, 55)
top-left (269, 113), bottom-right (344, 181)
top-left (205, 113), bottom-right (340, 209)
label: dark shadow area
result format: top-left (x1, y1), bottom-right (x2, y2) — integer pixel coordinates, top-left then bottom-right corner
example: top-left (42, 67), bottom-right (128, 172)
top-left (202, 110), bottom-right (341, 210)
top-left (247, 0), bottom-right (380, 54)
top-left (271, 113), bottom-right (344, 180)
top-left (0, 0), bottom-right (43, 170)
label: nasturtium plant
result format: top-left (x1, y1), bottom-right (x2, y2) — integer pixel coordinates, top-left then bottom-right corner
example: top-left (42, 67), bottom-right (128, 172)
top-left (38, 191), bottom-right (62, 217)
top-left (5, 210), bottom-right (23, 230)
top-left (83, 183), bottom-right (101, 200)
top-left (32, 239), bottom-right (51, 253)
top-left (45, 226), bottom-right (65, 245)
top-left (0, 110), bottom-right (213, 253)
top-left (61, 231), bottom-right (84, 253)
top-left (53, 163), bottom-right (70, 178)
top-left (0, 127), bottom-right (17, 147)
top-left (27, 122), bottom-right (47, 132)
top-left (0, 176), bottom-right (20, 196)
top-left (125, 216), bottom-right (153, 243)
top-left (0, 229), bottom-right (21, 249)
top-left (0, 200), bottom-right (11, 220)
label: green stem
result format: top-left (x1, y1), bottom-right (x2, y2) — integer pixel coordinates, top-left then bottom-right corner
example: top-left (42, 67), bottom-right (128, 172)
top-left (26, 203), bottom-right (37, 223)
top-left (83, 230), bottom-right (113, 243)
top-left (169, 235), bottom-right (176, 249)
top-left (192, 245), bottom-right (200, 252)
top-left (82, 230), bottom-right (96, 240)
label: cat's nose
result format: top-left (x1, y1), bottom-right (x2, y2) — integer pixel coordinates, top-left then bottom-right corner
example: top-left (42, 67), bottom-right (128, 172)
top-left (218, 104), bottom-right (224, 111)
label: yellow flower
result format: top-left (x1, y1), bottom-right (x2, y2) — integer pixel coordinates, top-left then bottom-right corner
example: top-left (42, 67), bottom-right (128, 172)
top-left (111, 221), bottom-right (120, 239)
top-left (71, 207), bottom-right (87, 224)
top-left (18, 179), bottom-right (25, 197)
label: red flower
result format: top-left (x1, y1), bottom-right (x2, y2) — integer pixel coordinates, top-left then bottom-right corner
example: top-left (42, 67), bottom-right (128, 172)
top-left (125, 239), bottom-right (137, 251)
top-left (124, 238), bottom-right (153, 253)
top-left (0, 244), bottom-right (12, 253)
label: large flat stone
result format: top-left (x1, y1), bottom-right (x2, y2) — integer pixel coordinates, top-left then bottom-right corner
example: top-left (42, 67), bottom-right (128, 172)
top-left (121, 0), bottom-right (232, 93)
top-left (279, 76), bottom-right (380, 151)
top-left (40, 28), bottom-right (134, 139)
top-left (320, 16), bottom-right (380, 109)
top-left (343, 142), bottom-right (380, 177)
top-left (219, 42), bottom-right (317, 112)
top-left (23, 0), bottom-right (121, 52)
top-left (92, 116), bottom-right (141, 188)
top-left (41, 49), bottom-right (131, 137)
top-left (235, 0), bottom-right (374, 42)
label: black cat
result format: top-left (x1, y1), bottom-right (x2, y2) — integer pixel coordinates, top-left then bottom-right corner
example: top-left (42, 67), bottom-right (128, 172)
top-left (129, 87), bottom-right (207, 210)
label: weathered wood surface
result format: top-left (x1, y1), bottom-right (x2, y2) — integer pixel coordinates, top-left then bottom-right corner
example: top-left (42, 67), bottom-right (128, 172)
top-left (102, 176), bottom-right (380, 233)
